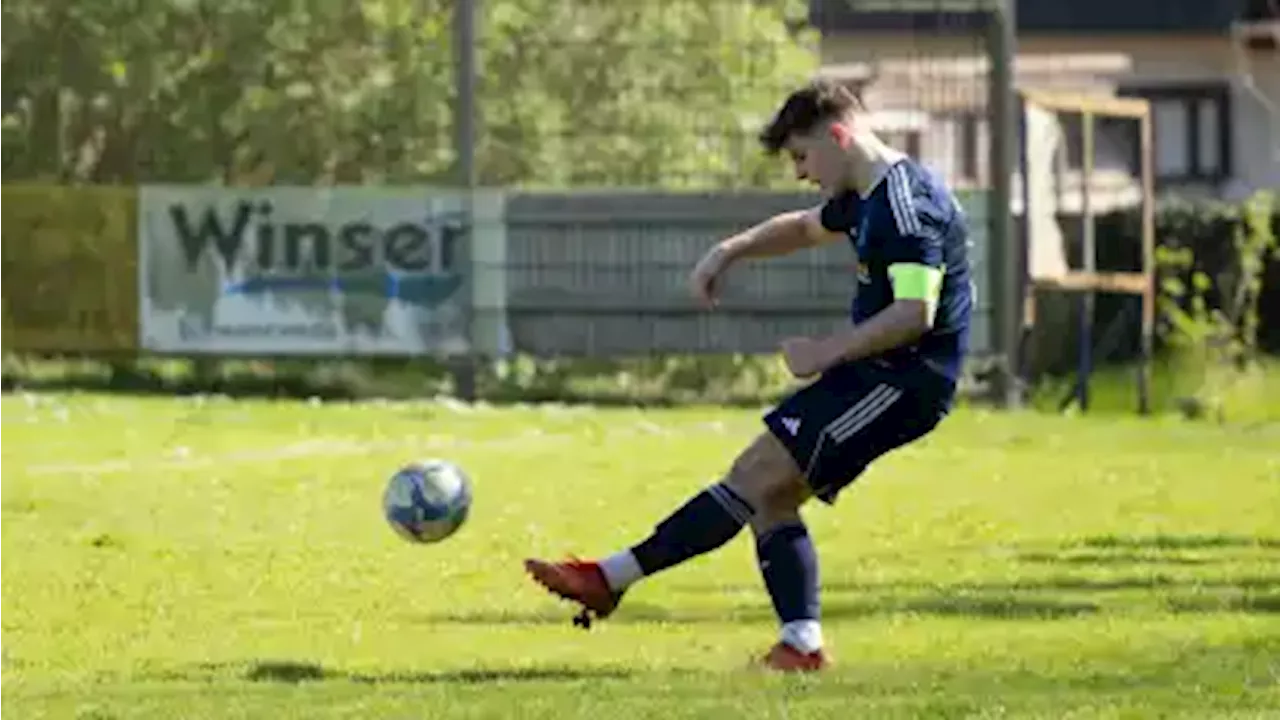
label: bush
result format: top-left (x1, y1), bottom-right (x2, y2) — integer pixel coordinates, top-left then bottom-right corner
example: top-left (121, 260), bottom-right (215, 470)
top-left (1023, 191), bottom-right (1280, 420)
top-left (1096, 190), bottom-right (1280, 357)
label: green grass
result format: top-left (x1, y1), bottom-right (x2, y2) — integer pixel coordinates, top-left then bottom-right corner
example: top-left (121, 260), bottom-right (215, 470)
top-left (3, 393), bottom-right (1279, 719)
top-left (1028, 357), bottom-right (1280, 425)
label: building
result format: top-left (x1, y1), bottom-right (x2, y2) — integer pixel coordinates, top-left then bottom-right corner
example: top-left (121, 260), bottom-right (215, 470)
top-left (810, 0), bottom-right (1280, 203)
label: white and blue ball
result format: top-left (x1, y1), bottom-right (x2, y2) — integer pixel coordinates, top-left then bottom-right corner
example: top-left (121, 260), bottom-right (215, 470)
top-left (382, 459), bottom-right (472, 544)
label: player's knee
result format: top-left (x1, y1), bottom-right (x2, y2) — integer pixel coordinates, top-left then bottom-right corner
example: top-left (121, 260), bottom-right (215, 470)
top-left (749, 502), bottom-right (804, 536)
top-left (723, 432), bottom-right (807, 517)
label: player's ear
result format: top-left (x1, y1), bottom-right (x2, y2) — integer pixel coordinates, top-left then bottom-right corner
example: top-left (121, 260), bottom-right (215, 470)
top-left (827, 121), bottom-right (853, 149)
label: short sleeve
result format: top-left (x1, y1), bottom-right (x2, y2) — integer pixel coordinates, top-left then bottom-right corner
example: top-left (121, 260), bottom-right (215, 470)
top-left (818, 190), bottom-right (862, 233)
top-left (879, 167), bottom-right (945, 268)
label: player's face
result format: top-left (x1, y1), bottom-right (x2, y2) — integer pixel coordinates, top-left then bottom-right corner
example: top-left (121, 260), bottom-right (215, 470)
top-left (785, 124), bottom-right (848, 195)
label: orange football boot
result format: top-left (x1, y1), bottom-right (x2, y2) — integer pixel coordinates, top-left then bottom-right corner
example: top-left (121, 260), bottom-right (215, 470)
top-left (523, 558), bottom-right (624, 629)
top-left (755, 642), bottom-right (830, 673)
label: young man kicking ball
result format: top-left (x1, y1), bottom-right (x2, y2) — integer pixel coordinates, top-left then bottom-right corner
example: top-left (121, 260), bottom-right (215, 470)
top-left (523, 79), bottom-right (975, 672)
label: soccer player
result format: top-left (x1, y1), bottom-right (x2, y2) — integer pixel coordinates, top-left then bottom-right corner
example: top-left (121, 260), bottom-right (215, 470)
top-left (523, 79), bottom-right (974, 672)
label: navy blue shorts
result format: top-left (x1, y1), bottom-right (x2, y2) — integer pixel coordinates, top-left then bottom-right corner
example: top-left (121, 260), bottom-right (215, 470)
top-left (763, 361), bottom-right (954, 504)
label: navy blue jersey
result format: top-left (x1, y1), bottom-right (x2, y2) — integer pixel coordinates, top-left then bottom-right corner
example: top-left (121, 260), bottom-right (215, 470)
top-left (819, 159), bottom-right (973, 385)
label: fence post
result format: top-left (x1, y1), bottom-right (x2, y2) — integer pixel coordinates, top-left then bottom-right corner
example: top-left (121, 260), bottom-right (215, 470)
top-left (452, 0), bottom-right (480, 401)
top-left (987, 0), bottom-right (1023, 408)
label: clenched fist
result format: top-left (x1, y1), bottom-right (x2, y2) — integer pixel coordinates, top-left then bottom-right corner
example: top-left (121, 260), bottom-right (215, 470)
top-left (779, 336), bottom-right (834, 378)
top-left (690, 245), bottom-right (731, 309)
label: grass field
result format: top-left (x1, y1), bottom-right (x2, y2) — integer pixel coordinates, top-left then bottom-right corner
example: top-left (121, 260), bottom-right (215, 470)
top-left (3, 393), bottom-right (1279, 719)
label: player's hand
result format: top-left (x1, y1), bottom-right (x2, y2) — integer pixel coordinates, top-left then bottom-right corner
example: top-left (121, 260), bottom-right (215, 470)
top-left (780, 336), bottom-right (833, 379)
top-left (690, 245), bottom-right (731, 309)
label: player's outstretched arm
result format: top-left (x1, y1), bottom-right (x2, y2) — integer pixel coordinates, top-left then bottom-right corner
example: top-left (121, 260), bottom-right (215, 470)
top-left (691, 206), bottom-right (843, 308)
top-left (718, 206), bottom-right (844, 262)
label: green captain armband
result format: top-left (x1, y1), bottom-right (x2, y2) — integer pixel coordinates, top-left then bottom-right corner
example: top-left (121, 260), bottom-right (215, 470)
top-left (888, 263), bottom-right (944, 323)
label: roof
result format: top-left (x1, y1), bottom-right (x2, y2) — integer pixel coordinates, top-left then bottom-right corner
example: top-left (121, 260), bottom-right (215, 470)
top-left (808, 0), bottom-right (1258, 34)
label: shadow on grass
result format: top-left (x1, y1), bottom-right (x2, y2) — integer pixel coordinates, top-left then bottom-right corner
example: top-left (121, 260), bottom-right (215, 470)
top-left (822, 595), bottom-right (1100, 621)
top-left (423, 602), bottom-right (751, 626)
top-left (1016, 551), bottom-right (1218, 566)
top-left (658, 533), bottom-right (1280, 622)
top-left (424, 595), bottom-right (1101, 627)
top-left (429, 534), bottom-right (1280, 627)
top-left (1074, 534), bottom-right (1280, 551)
top-left (150, 660), bottom-right (634, 685)
top-left (1166, 594), bottom-right (1280, 615)
top-left (817, 574), bottom-right (1280, 595)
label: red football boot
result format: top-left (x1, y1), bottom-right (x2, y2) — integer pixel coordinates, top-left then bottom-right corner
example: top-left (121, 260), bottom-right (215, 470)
top-left (755, 642), bottom-right (831, 673)
top-left (523, 558), bottom-right (624, 629)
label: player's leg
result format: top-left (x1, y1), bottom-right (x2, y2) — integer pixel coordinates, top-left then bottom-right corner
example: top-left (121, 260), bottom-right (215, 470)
top-left (745, 478), bottom-right (827, 670)
top-left (743, 373), bottom-right (853, 669)
top-left (748, 364), bottom-right (954, 669)
top-left (692, 431), bottom-right (829, 667)
top-left (522, 429), bottom-right (808, 624)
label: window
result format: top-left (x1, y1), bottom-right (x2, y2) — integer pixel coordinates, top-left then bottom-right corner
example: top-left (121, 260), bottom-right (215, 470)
top-left (1121, 85), bottom-right (1231, 182)
top-left (1152, 100), bottom-right (1191, 176)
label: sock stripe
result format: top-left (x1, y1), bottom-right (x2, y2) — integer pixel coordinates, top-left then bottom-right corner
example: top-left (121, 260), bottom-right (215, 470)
top-left (631, 481), bottom-right (754, 578)
top-left (719, 482), bottom-right (756, 518)
top-left (707, 482), bottom-right (754, 524)
top-left (755, 520), bottom-right (806, 549)
top-left (707, 485), bottom-right (746, 523)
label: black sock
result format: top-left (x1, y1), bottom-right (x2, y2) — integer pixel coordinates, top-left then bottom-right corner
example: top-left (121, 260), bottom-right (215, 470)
top-left (630, 482), bottom-right (755, 576)
top-left (756, 522), bottom-right (820, 623)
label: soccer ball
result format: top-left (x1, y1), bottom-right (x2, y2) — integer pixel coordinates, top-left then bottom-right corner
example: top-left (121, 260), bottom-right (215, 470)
top-left (382, 459), bottom-right (472, 544)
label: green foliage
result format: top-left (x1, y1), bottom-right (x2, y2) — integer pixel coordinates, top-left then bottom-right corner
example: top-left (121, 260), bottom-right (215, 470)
top-left (0, 185), bottom-right (139, 352)
top-left (1, 0), bottom-right (816, 188)
top-left (1026, 357), bottom-right (1280, 424)
top-left (2, 353), bottom-right (801, 406)
top-left (1154, 191), bottom-right (1279, 420)
top-left (479, 0), bottom-right (816, 188)
top-left (1019, 192), bottom-right (1280, 419)
top-left (4, 0), bottom-right (455, 184)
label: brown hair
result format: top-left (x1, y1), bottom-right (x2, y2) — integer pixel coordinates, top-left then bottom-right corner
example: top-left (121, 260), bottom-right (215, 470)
top-left (758, 78), bottom-right (864, 155)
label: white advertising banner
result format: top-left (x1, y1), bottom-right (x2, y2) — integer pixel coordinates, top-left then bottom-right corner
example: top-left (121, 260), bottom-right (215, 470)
top-left (139, 185), bottom-right (505, 356)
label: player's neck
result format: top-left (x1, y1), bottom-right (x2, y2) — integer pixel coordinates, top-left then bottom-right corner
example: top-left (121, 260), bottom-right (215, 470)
top-left (846, 135), bottom-right (908, 196)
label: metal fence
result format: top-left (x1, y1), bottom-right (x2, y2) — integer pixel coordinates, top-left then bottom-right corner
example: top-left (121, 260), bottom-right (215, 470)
top-left (499, 189), bottom-right (993, 357)
top-left (503, 190), bottom-right (863, 356)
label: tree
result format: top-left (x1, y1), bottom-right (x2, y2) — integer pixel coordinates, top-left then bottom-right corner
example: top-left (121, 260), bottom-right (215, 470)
top-left (2, 0), bottom-right (816, 189)
top-left (478, 0), bottom-right (816, 188)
